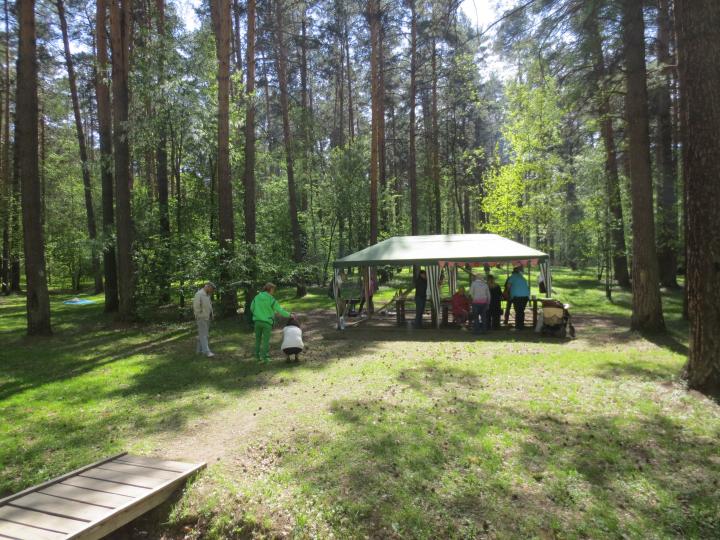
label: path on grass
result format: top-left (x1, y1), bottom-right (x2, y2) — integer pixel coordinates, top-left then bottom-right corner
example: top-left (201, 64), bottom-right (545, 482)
top-left (146, 310), bottom-right (678, 466)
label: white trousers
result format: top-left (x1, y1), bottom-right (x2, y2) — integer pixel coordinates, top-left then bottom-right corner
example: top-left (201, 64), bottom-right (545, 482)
top-left (196, 319), bottom-right (211, 354)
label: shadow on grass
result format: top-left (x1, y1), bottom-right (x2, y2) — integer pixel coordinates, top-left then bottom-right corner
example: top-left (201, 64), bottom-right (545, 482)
top-left (0, 328), bottom-right (190, 401)
top-left (276, 364), bottom-right (719, 538)
top-left (592, 359), bottom-right (679, 382)
top-left (641, 329), bottom-right (689, 356)
top-left (324, 322), bottom-right (573, 345)
top-left (0, 310), bottom-right (388, 497)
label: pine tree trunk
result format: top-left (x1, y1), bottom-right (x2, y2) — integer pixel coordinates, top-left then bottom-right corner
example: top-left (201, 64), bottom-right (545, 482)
top-left (368, 0), bottom-right (380, 245)
top-left (244, 0), bottom-right (256, 247)
top-left (10, 110), bottom-right (21, 293)
top-left (170, 123), bottom-right (183, 235)
top-left (210, 0), bottom-right (237, 313)
top-left (1, 223), bottom-right (7, 294)
top-left (243, 0), bottom-right (257, 314)
top-left (109, 0), bottom-right (135, 320)
top-left (344, 18), bottom-right (354, 142)
top-left (300, 8), bottom-right (309, 151)
top-left (390, 104), bottom-right (401, 225)
top-left (263, 50), bottom-right (273, 161)
top-left (431, 36), bottom-right (441, 234)
top-left (273, 0), bottom-right (305, 295)
top-left (57, 0), bottom-right (103, 294)
top-left (4, 0), bottom-right (19, 294)
top-left (654, 0), bottom-right (678, 288)
top-left (0, 0), bottom-right (8, 295)
top-left (298, 8), bottom-right (309, 213)
top-left (585, 7), bottom-right (630, 288)
top-left (334, 43), bottom-right (343, 148)
top-left (378, 24), bottom-right (387, 233)
top-left (17, 0), bottom-right (51, 334)
top-left (232, 0), bottom-right (242, 77)
top-left (96, 0), bottom-right (118, 312)
top-left (676, 0), bottom-right (720, 396)
top-left (40, 103), bottom-right (46, 225)
top-left (155, 0), bottom-right (170, 302)
top-left (332, 32), bottom-right (344, 149)
top-left (463, 192), bottom-right (471, 233)
top-left (408, 0), bottom-right (418, 236)
top-left (622, 0), bottom-right (665, 332)
top-left (209, 156), bottom-right (216, 239)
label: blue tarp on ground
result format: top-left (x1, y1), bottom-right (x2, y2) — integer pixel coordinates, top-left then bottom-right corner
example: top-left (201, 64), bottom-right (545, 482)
top-left (63, 298), bottom-right (95, 305)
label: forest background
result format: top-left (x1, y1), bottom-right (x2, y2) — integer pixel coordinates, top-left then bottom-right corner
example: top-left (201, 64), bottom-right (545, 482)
top-left (2, 0), bottom-right (719, 395)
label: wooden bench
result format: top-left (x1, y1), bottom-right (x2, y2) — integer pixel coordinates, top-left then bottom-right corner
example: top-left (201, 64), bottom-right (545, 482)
top-left (0, 452), bottom-right (205, 540)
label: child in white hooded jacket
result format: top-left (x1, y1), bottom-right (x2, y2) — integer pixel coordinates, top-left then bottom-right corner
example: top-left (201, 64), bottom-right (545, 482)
top-left (281, 316), bottom-right (304, 362)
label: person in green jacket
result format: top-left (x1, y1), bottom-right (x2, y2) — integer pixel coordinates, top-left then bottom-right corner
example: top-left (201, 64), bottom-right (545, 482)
top-left (251, 283), bottom-right (291, 363)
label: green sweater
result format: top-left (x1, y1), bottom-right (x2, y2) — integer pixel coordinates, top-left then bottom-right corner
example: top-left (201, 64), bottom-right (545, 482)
top-left (250, 291), bottom-right (290, 324)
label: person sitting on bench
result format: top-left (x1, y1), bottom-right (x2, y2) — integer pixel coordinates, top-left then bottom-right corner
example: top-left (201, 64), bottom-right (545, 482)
top-left (451, 286), bottom-right (471, 325)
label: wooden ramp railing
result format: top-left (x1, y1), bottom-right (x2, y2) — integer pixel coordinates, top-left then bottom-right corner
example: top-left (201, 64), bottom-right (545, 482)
top-left (0, 453), bottom-right (205, 540)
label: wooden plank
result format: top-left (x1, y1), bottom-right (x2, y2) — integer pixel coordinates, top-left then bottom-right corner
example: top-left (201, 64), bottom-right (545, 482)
top-left (59, 478), bottom-right (146, 499)
top-left (0, 506), bottom-right (82, 535)
top-left (0, 454), bottom-right (127, 507)
top-left (0, 518), bottom-right (67, 540)
top-left (96, 463), bottom-right (177, 482)
top-left (9, 493), bottom-right (108, 523)
top-left (39, 485), bottom-right (130, 510)
top-left (113, 456), bottom-right (194, 473)
top-left (77, 469), bottom-right (165, 490)
top-left (68, 462), bottom-right (206, 540)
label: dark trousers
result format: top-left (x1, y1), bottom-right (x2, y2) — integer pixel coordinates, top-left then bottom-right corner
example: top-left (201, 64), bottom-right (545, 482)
top-left (489, 310), bottom-right (501, 330)
top-left (472, 303), bottom-right (488, 333)
top-left (283, 347), bottom-right (302, 361)
top-left (414, 296), bottom-right (426, 327)
top-left (512, 296), bottom-right (529, 328)
top-left (358, 295), bottom-right (373, 313)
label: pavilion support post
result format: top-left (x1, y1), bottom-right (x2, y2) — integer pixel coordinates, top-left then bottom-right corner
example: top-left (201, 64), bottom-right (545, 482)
top-left (547, 262), bottom-right (552, 298)
top-left (361, 266), bottom-right (374, 317)
top-left (333, 267), bottom-right (344, 329)
top-left (426, 264), bottom-right (442, 328)
top-left (540, 259), bottom-right (552, 298)
top-left (447, 264), bottom-right (457, 295)
top-left (528, 260), bottom-right (532, 297)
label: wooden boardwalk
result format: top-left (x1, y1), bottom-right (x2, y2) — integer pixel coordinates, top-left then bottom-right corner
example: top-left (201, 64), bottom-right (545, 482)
top-left (0, 453), bottom-right (205, 540)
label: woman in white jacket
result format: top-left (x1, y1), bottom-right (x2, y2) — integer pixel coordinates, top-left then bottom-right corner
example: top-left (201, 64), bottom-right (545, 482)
top-left (281, 316), bottom-right (304, 362)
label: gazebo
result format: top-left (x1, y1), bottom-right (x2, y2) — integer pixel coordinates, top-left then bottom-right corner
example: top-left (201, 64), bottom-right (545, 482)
top-left (332, 233), bottom-right (551, 328)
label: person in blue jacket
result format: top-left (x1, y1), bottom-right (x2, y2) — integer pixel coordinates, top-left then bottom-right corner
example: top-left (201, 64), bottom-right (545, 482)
top-left (506, 265), bottom-right (530, 329)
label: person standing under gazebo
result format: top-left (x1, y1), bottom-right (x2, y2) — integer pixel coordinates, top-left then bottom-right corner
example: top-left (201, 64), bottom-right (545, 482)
top-left (469, 274), bottom-right (490, 334)
top-left (507, 265), bottom-right (530, 329)
top-left (487, 275), bottom-right (503, 330)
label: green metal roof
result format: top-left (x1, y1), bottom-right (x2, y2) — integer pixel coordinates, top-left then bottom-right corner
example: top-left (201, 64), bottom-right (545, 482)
top-left (333, 234), bottom-right (549, 268)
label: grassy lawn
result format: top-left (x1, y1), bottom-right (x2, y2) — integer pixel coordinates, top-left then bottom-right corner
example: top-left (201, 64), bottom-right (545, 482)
top-left (1, 269), bottom-right (718, 539)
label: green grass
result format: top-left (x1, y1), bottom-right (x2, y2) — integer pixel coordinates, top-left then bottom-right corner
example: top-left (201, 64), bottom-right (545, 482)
top-left (1, 269), bottom-right (718, 539)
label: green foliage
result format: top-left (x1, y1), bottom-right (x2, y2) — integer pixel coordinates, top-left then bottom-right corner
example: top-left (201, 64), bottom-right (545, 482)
top-left (482, 154), bottom-right (526, 237)
top-left (19, 0), bottom-right (677, 320)
top-left (483, 75), bottom-right (571, 254)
